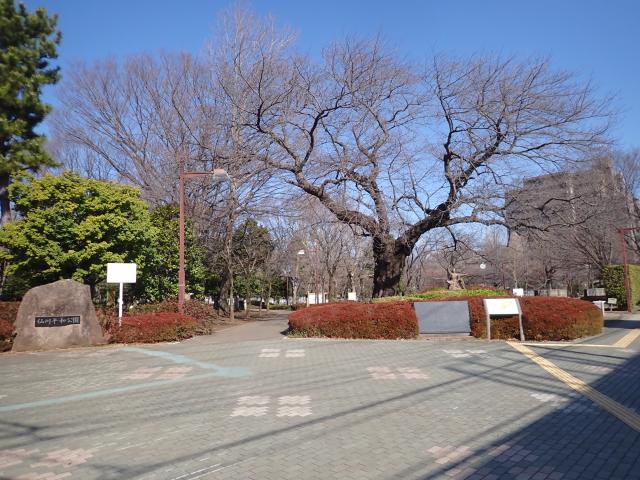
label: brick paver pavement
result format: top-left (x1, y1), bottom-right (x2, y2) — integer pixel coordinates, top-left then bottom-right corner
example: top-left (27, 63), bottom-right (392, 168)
top-left (0, 314), bottom-right (639, 479)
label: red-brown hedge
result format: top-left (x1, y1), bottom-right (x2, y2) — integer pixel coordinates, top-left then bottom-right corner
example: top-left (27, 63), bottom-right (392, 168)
top-left (425, 296), bottom-right (602, 340)
top-left (288, 296), bottom-right (602, 341)
top-left (288, 302), bottom-right (418, 339)
top-left (0, 302), bottom-right (20, 352)
top-left (469, 296), bottom-right (603, 340)
top-left (107, 312), bottom-right (199, 344)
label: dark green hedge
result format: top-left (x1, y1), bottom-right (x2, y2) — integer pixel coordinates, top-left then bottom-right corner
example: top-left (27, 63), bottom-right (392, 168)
top-left (602, 265), bottom-right (640, 310)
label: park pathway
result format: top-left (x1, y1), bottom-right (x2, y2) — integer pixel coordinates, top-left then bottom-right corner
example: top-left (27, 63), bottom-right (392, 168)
top-left (0, 310), bottom-right (639, 479)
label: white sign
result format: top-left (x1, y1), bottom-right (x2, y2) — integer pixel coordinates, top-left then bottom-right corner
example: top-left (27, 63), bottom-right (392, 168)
top-left (347, 291), bottom-right (357, 301)
top-left (308, 292), bottom-right (326, 305)
top-left (512, 288), bottom-right (524, 297)
top-left (485, 298), bottom-right (524, 341)
top-left (484, 298), bottom-right (520, 315)
top-left (107, 263), bottom-right (137, 284)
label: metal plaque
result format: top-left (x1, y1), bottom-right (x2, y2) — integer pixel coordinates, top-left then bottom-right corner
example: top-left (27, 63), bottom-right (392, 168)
top-left (35, 316), bottom-right (81, 327)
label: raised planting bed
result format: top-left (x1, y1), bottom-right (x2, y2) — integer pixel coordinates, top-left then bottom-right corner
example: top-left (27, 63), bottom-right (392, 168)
top-left (288, 296), bottom-right (603, 341)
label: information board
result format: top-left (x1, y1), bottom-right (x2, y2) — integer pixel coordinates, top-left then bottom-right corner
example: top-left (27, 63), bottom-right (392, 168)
top-left (484, 298), bottom-right (524, 341)
top-left (106, 263), bottom-right (137, 283)
top-left (484, 298), bottom-right (520, 315)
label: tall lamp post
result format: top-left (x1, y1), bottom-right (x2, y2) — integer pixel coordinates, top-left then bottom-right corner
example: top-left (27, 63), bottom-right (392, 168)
top-left (292, 249), bottom-right (305, 305)
top-left (480, 262), bottom-right (487, 285)
top-left (178, 160), bottom-right (234, 314)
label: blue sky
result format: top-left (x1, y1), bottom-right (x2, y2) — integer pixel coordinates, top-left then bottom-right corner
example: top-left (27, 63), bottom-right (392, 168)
top-left (25, 0), bottom-right (640, 149)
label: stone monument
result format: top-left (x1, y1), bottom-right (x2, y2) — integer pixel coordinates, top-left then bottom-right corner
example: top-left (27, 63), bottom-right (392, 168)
top-left (12, 279), bottom-right (106, 352)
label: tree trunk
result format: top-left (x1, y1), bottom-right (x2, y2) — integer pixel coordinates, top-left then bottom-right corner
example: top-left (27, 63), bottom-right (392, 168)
top-left (0, 173), bottom-right (11, 226)
top-left (218, 272), bottom-right (231, 316)
top-left (328, 273), bottom-right (335, 301)
top-left (371, 237), bottom-right (406, 298)
top-left (266, 282), bottom-right (272, 311)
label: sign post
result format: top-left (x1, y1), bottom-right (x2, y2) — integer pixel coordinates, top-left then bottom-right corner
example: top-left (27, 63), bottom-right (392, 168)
top-left (484, 298), bottom-right (524, 341)
top-left (106, 263), bottom-right (137, 327)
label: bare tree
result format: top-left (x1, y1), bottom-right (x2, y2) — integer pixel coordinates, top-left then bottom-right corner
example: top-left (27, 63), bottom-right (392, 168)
top-left (214, 10), bottom-right (611, 296)
top-left (50, 50), bottom-right (285, 313)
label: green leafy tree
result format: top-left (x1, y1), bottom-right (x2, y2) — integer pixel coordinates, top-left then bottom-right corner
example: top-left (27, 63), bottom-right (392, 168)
top-left (232, 219), bottom-right (273, 315)
top-left (0, 0), bottom-right (61, 224)
top-left (140, 204), bottom-right (206, 302)
top-left (0, 172), bottom-right (156, 298)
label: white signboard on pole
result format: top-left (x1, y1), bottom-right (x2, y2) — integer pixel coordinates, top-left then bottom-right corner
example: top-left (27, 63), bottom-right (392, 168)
top-left (106, 263), bottom-right (137, 326)
top-left (484, 298), bottom-right (520, 315)
top-left (484, 298), bottom-right (524, 341)
top-left (107, 263), bottom-right (137, 283)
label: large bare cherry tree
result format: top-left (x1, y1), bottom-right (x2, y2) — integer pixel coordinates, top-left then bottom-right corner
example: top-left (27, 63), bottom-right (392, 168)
top-left (215, 11), bottom-right (611, 296)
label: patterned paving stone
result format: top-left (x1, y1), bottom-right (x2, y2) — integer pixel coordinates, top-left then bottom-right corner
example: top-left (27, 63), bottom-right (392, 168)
top-left (278, 395), bottom-right (310, 405)
top-left (31, 448), bottom-right (97, 468)
top-left (15, 472), bottom-right (72, 480)
top-left (0, 448), bottom-right (38, 469)
top-left (237, 395), bottom-right (270, 405)
top-left (259, 348), bottom-right (281, 358)
top-left (230, 406), bottom-right (269, 417)
top-left (276, 405), bottom-right (312, 417)
top-left (156, 366), bottom-right (193, 380)
top-left (259, 348), bottom-right (306, 358)
top-left (1, 317), bottom-right (639, 480)
top-left (367, 366), bottom-right (428, 380)
top-left (285, 349), bottom-right (306, 358)
top-left (443, 349), bottom-right (489, 358)
top-left (121, 366), bottom-right (163, 380)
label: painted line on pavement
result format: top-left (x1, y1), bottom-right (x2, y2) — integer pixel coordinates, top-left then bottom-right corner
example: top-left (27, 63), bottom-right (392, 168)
top-left (508, 341), bottom-right (640, 433)
top-left (0, 349), bottom-right (250, 413)
top-left (519, 343), bottom-right (614, 348)
top-left (122, 347), bottom-right (250, 378)
top-left (613, 329), bottom-right (640, 348)
top-left (0, 372), bottom-right (225, 413)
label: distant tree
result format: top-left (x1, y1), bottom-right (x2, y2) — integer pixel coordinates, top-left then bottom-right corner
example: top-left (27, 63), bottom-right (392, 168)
top-left (232, 219), bottom-right (273, 316)
top-left (0, 173), bottom-right (156, 298)
top-left (141, 204), bottom-right (206, 302)
top-left (0, 0), bottom-right (61, 224)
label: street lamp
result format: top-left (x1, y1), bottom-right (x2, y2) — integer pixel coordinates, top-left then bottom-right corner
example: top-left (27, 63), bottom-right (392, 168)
top-left (480, 262), bottom-right (487, 285)
top-left (178, 158), bottom-right (233, 314)
top-left (293, 249), bottom-right (305, 305)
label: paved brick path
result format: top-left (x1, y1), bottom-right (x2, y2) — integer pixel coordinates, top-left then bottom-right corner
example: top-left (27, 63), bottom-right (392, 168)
top-left (1, 313), bottom-right (639, 479)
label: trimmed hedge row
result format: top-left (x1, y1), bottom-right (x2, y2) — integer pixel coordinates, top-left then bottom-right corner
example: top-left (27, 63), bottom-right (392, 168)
top-left (107, 312), bottom-right (200, 344)
top-left (376, 287), bottom-right (510, 303)
top-left (1, 300), bottom-right (220, 350)
top-left (466, 296), bottom-right (603, 340)
top-left (0, 302), bottom-right (20, 352)
top-left (288, 296), bottom-right (603, 341)
top-left (288, 302), bottom-right (418, 339)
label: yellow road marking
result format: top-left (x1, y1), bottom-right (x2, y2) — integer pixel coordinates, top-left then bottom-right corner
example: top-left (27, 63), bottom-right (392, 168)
top-left (520, 343), bottom-right (614, 348)
top-left (508, 341), bottom-right (640, 433)
top-left (613, 329), bottom-right (640, 348)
